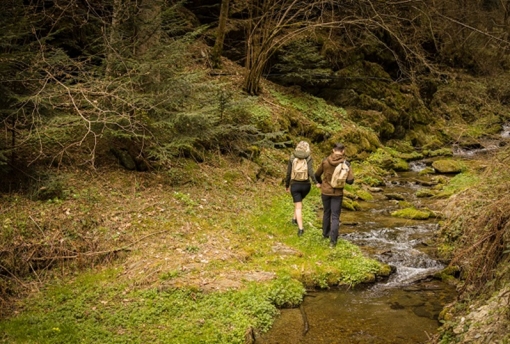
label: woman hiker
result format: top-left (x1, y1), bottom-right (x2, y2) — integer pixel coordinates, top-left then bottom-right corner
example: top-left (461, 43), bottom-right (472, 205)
top-left (285, 141), bottom-right (320, 237)
top-left (315, 143), bottom-right (355, 248)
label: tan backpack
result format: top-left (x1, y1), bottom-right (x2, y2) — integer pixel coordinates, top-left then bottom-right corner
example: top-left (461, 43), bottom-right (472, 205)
top-left (330, 161), bottom-right (349, 188)
top-left (291, 157), bottom-right (309, 181)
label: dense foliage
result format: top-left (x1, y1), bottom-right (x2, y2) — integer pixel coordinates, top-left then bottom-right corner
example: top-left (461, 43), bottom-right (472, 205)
top-left (2, 0), bottom-right (510, 174)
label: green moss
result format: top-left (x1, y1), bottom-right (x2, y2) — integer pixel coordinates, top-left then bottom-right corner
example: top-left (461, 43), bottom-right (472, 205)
top-left (437, 172), bottom-right (480, 196)
top-left (269, 89), bottom-right (346, 133)
top-left (223, 171), bottom-right (242, 182)
top-left (397, 151), bottom-right (424, 161)
top-left (427, 148), bottom-right (453, 157)
top-left (391, 207), bottom-right (432, 220)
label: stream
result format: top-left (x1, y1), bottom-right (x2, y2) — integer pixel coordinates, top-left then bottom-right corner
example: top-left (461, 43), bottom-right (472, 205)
top-left (258, 125), bottom-right (510, 344)
top-left (258, 166), bottom-right (457, 344)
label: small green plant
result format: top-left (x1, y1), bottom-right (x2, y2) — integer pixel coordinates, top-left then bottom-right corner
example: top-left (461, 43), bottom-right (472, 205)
top-left (160, 270), bottom-right (181, 280)
top-left (265, 276), bottom-right (305, 308)
top-left (173, 191), bottom-right (198, 207)
top-left (185, 245), bottom-right (199, 253)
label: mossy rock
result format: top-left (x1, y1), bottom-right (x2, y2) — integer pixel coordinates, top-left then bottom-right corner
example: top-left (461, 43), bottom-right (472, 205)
top-left (427, 148), bottom-right (453, 157)
top-left (361, 273), bottom-right (376, 283)
top-left (355, 189), bottom-right (374, 201)
top-left (414, 179), bottom-right (438, 187)
top-left (398, 200), bottom-right (413, 208)
top-left (432, 159), bottom-right (465, 174)
top-left (385, 193), bottom-right (406, 201)
top-left (323, 125), bottom-right (382, 158)
top-left (397, 151), bottom-right (424, 161)
top-left (366, 148), bottom-right (410, 171)
top-left (391, 207), bottom-right (431, 220)
top-left (385, 140), bottom-right (415, 153)
top-left (377, 263), bottom-right (393, 277)
top-left (359, 175), bottom-right (385, 187)
top-left (434, 265), bottom-right (461, 284)
top-left (418, 167), bottom-right (435, 175)
top-left (348, 109), bottom-right (395, 138)
top-left (393, 158), bottom-right (410, 171)
top-left (342, 198), bottom-right (361, 211)
top-left (416, 189), bottom-right (436, 198)
top-left (343, 189), bottom-right (356, 200)
top-left (405, 127), bottom-right (445, 148)
top-left (422, 138), bottom-right (445, 151)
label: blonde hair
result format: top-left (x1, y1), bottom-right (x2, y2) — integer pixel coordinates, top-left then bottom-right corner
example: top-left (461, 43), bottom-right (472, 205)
top-left (295, 141), bottom-right (310, 153)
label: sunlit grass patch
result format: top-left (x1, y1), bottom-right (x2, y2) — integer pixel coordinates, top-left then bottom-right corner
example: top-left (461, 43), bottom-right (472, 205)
top-left (247, 187), bottom-right (384, 288)
top-left (435, 172), bottom-right (480, 198)
top-left (0, 267), bottom-right (313, 344)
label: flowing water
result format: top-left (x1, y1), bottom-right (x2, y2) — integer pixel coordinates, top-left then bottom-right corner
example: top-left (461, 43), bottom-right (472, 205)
top-left (258, 166), bottom-right (457, 344)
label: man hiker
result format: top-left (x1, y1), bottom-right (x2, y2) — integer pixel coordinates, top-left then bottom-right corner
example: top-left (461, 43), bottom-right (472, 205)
top-left (315, 143), bottom-right (354, 248)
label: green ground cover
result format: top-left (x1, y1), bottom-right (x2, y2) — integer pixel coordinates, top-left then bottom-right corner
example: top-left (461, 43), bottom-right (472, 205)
top-left (0, 166), bottom-right (385, 344)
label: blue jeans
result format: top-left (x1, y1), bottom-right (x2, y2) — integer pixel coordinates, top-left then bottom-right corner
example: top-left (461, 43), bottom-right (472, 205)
top-left (321, 195), bottom-right (343, 244)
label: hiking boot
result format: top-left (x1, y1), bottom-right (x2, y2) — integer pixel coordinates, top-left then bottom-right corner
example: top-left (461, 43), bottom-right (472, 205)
top-left (298, 229), bottom-right (304, 237)
top-left (292, 218), bottom-right (298, 225)
top-left (329, 242), bottom-right (336, 249)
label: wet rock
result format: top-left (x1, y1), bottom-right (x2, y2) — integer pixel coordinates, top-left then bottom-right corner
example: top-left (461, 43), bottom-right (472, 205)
top-left (413, 306), bottom-right (434, 319)
top-left (385, 193), bottom-right (406, 201)
top-left (413, 178), bottom-right (438, 186)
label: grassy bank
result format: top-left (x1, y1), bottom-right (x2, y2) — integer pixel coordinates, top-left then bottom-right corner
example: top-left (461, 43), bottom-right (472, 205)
top-left (433, 148), bottom-right (510, 343)
top-left (0, 155), bottom-right (386, 343)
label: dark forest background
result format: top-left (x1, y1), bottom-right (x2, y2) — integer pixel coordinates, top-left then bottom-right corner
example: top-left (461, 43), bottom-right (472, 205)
top-left (2, 0), bottom-right (510, 177)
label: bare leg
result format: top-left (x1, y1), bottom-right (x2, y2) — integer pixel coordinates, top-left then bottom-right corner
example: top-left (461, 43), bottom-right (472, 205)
top-left (294, 201), bottom-right (304, 235)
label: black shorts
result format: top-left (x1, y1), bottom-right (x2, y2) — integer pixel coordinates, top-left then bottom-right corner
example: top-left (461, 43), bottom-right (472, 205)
top-left (290, 183), bottom-right (311, 203)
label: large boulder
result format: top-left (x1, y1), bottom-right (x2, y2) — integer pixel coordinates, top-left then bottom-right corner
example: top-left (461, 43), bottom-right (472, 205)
top-left (432, 159), bottom-right (464, 174)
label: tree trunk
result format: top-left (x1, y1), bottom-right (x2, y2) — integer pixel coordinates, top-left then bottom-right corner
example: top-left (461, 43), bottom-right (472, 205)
top-left (211, 0), bottom-right (230, 69)
top-left (136, 0), bottom-right (162, 57)
top-left (106, 0), bottom-right (123, 77)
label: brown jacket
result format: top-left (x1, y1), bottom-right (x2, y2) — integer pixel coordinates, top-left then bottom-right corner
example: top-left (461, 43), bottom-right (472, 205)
top-left (314, 152), bottom-right (354, 196)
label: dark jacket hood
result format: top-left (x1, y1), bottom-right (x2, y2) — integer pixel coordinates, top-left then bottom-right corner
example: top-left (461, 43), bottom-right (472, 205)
top-left (327, 152), bottom-right (345, 166)
top-left (293, 150), bottom-right (310, 159)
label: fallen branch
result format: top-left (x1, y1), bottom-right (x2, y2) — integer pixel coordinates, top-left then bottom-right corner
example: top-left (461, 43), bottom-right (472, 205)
top-left (29, 229), bottom-right (170, 262)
